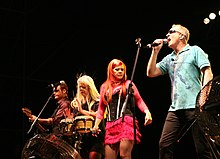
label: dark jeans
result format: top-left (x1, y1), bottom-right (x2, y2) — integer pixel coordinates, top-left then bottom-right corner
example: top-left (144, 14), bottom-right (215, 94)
top-left (159, 109), bottom-right (214, 159)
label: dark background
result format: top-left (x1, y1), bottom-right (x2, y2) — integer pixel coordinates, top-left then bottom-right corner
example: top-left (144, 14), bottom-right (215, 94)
top-left (1, 1), bottom-right (220, 158)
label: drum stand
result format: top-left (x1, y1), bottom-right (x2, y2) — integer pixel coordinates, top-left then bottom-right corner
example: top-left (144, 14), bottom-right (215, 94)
top-left (177, 112), bottom-right (220, 159)
top-left (73, 132), bottom-right (83, 154)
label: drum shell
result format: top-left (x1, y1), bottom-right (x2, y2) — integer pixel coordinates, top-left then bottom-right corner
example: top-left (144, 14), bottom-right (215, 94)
top-left (74, 116), bottom-right (94, 133)
top-left (21, 133), bottom-right (82, 159)
top-left (59, 118), bottom-right (75, 136)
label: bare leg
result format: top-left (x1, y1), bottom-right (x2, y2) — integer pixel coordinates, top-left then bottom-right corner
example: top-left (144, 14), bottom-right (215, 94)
top-left (105, 143), bottom-right (119, 159)
top-left (119, 140), bottom-right (134, 159)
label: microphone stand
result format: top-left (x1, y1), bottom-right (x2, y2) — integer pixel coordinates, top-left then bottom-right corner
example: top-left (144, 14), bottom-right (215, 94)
top-left (121, 38), bottom-right (142, 148)
top-left (27, 91), bottom-right (54, 134)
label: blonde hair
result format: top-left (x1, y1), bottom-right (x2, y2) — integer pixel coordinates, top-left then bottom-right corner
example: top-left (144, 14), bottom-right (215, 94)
top-left (75, 75), bottom-right (100, 107)
top-left (172, 24), bottom-right (190, 43)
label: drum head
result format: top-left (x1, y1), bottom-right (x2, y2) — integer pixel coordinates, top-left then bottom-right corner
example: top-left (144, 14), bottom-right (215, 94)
top-left (21, 134), bottom-right (82, 159)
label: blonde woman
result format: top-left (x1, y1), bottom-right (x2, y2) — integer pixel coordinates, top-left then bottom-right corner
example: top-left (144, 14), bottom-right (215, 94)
top-left (71, 74), bottom-right (105, 159)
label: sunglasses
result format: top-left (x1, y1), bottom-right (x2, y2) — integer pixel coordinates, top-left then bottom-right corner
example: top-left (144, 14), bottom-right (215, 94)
top-left (168, 29), bottom-right (182, 34)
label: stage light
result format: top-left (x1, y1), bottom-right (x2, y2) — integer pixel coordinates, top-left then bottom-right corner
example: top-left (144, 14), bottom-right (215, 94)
top-left (209, 13), bottom-right (216, 20)
top-left (204, 18), bottom-right (210, 24)
top-left (219, 10), bottom-right (220, 16)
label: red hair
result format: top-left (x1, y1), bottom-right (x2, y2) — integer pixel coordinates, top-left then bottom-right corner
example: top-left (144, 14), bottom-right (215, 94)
top-left (101, 59), bottom-right (127, 105)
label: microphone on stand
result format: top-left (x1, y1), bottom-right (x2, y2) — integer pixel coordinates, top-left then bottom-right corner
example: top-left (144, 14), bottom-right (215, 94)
top-left (135, 38), bottom-right (141, 45)
top-left (143, 39), bottom-right (168, 49)
top-left (49, 80), bottom-right (66, 92)
top-left (48, 83), bottom-right (55, 91)
top-left (52, 80), bottom-right (66, 88)
top-left (135, 38), bottom-right (141, 47)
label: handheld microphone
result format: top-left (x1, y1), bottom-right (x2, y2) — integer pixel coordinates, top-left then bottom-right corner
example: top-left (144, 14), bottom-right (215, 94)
top-left (143, 39), bottom-right (168, 49)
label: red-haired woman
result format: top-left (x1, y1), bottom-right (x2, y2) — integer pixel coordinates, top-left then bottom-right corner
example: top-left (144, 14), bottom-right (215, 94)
top-left (92, 59), bottom-right (152, 159)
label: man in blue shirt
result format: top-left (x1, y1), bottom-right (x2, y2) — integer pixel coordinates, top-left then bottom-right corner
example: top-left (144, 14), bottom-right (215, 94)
top-left (146, 24), bottom-right (214, 159)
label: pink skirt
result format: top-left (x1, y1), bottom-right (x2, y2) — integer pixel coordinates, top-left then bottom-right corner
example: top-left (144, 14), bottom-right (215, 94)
top-left (104, 115), bottom-right (142, 144)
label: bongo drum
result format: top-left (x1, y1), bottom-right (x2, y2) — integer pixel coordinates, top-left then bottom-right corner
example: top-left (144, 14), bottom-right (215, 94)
top-left (74, 116), bottom-right (94, 133)
top-left (60, 118), bottom-right (75, 136)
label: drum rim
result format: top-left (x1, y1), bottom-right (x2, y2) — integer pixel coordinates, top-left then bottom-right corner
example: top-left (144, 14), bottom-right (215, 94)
top-left (21, 133), bottom-right (82, 159)
top-left (60, 118), bottom-right (75, 123)
top-left (74, 115), bottom-right (94, 120)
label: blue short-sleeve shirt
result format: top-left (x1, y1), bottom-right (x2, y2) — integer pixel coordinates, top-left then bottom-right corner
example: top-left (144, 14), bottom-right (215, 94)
top-left (157, 44), bottom-right (211, 111)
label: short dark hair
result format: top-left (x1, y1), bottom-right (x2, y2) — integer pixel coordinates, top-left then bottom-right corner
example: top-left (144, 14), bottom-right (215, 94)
top-left (55, 81), bottom-right (68, 92)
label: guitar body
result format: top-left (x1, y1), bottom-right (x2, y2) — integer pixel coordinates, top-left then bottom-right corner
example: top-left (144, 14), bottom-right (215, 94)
top-left (22, 107), bottom-right (46, 133)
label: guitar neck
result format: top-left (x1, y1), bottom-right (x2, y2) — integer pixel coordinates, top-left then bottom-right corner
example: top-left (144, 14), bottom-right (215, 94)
top-left (22, 107), bottom-right (46, 133)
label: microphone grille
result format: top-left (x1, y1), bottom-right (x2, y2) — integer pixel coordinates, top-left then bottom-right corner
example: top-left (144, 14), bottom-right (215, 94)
top-left (163, 39), bottom-right (168, 44)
